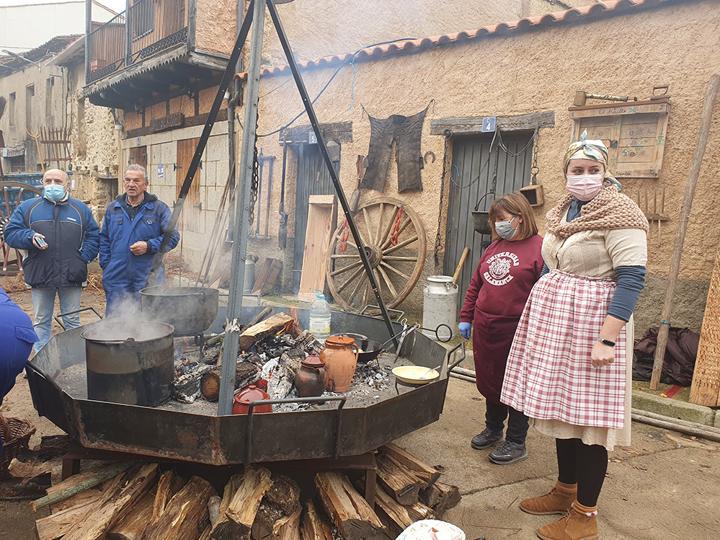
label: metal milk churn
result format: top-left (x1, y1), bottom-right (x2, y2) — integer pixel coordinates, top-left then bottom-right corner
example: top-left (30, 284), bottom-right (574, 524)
top-left (422, 275), bottom-right (458, 340)
top-left (243, 259), bottom-right (256, 293)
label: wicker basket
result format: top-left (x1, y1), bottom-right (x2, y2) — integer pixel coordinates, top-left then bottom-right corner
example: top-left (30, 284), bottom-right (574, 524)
top-left (690, 252), bottom-right (720, 406)
top-left (0, 415), bottom-right (36, 479)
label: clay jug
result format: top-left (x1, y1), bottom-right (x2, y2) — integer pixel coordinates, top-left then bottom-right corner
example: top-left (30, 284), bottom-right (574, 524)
top-left (232, 385), bottom-right (272, 415)
top-left (321, 335), bottom-right (359, 393)
top-left (295, 355), bottom-right (326, 397)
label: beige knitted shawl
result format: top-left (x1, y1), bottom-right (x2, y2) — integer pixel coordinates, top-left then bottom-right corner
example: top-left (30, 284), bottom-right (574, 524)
top-left (546, 184), bottom-right (649, 239)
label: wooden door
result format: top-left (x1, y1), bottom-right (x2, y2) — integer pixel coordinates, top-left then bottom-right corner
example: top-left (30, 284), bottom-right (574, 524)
top-left (128, 146), bottom-right (147, 168)
top-left (444, 131), bottom-right (534, 308)
top-left (176, 138), bottom-right (201, 232)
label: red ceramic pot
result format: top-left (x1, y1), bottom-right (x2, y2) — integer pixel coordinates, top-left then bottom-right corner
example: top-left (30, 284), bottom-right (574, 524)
top-left (232, 384), bottom-right (272, 415)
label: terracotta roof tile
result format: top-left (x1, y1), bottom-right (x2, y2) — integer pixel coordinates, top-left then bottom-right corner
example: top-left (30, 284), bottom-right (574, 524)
top-left (241, 0), bottom-right (683, 79)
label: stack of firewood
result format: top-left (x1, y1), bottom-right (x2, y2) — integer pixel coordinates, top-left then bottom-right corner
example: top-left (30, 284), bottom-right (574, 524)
top-left (32, 444), bottom-right (460, 540)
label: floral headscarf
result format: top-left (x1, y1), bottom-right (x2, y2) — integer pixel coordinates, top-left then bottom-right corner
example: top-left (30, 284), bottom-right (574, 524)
top-left (563, 131), bottom-right (622, 191)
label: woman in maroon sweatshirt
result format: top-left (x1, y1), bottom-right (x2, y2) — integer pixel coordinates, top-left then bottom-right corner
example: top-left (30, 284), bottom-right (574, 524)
top-left (458, 192), bottom-right (543, 465)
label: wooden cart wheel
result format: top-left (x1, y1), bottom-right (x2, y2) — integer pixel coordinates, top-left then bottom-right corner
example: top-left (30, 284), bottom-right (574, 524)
top-left (326, 197), bottom-right (427, 311)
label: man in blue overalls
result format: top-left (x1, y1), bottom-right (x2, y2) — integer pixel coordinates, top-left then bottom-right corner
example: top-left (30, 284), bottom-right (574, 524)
top-left (99, 164), bottom-right (180, 316)
top-left (0, 286), bottom-right (37, 458)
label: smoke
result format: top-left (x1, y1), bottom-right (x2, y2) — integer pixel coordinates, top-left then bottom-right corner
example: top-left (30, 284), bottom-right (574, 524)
top-left (89, 294), bottom-right (168, 342)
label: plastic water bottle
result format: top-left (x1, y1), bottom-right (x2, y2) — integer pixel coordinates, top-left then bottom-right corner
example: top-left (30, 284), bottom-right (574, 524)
top-left (309, 292), bottom-right (332, 342)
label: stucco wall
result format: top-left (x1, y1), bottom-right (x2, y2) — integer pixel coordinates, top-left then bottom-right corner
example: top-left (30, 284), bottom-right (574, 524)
top-left (195, 0), bottom-right (238, 56)
top-left (248, 0), bottom-right (720, 331)
top-left (261, 0), bottom-right (595, 66)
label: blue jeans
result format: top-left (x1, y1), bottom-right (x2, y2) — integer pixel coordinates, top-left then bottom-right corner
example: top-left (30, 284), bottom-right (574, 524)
top-left (31, 286), bottom-right (82, 351)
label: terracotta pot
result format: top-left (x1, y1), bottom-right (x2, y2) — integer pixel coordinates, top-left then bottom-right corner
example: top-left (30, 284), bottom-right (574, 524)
top-left (295, 356), bottom-right (326, 397)
top-left (232, 385), bottom-right (272, 415)
top-left (320, 335), bottom-right (359, 393)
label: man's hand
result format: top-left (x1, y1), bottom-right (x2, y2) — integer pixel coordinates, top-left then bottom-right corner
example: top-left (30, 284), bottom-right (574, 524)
top-left (32, 233), bottom-right (48, 250)
top-left (591, 341), bottom-right (615, 367)
top-left (130, 241), bottom-right (149, 256)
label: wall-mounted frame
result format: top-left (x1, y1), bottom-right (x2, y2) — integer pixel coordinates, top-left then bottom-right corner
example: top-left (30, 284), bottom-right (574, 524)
top-left (569, 98), bottom-right (670, 179)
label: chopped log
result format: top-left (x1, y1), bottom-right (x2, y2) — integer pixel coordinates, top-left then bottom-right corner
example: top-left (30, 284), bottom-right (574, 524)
top-left (209, 474), bottom-right (244, 538)
top-left (199, 525), bottom-right (213, 540)
top-left (50, 484), bottom-right (105, 513)
top-left (380, 443), bottom-right (440, 488)
top-left (375, 487), bottom-right (413, 537)
top-left (239, 313), bottom-right (294, 351)
top-left (151, 470), bottom-right (184, 522)
top-left (376, 454), bottom-right (422, 506)
top-left (142, 476), bottom-right (214, 540)
top-left (208, 495), bottom-right (222, 525)
top-left (405, 501), bottom-right (434, 522)
top-left (36, 497), bottom-right (102, 540)
top-left (201, 361), bottom-right (259, 402)
top-left (62, 464), bottom-right (158, 540)
top-left (107, 490), bottom-right (155, 540)
top-left (301, 501), bottom-right (333, 540)
top-left (315, 472), bottom-right (389, 540)
top-left (273, 507), bottom-right (302, 540)
top-left (211, 467), bottom-right (273, 540)
top-left (419, 481), bottom-right (461, 518)
top-left (252, 475), bottom-right (301, 540)
top-left (32, 462), bottom-right (133, 511)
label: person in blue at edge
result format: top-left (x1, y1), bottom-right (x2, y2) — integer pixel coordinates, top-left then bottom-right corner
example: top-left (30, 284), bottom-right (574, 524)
top-left (100, 164), bottom-right (180, 316)
top-left (0, 286), bottom-right (38, 458)
top-left (4, 169), bottom-right (99, 351)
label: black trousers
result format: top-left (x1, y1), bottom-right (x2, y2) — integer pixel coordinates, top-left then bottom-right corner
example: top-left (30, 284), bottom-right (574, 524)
top-left (360, 108), bottom-right (427, 193)
top-left (485, 400), bottom-right (529, 445)
top-left (556, 438), bottom-right (608, 507)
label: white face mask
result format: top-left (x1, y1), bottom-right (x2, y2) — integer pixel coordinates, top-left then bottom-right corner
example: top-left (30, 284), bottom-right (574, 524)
top-left (566, 173), bottom-right (604, 201)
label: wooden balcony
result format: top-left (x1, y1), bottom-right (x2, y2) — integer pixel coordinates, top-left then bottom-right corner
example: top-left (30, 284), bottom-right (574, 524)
top-left (87, 0), bottom-right (189, 84)
top-left (84, 0), bottom-right (233, 109)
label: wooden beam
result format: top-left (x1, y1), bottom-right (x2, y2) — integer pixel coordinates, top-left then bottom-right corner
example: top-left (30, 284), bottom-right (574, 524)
top-left (430, 110), bottom-right (555, 135)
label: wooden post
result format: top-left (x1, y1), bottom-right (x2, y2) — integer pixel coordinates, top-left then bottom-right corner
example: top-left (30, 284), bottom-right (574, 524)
top-left (85, 0), bottom-right (92, 82)
top-left (650, 74), bottom-right (720, 389)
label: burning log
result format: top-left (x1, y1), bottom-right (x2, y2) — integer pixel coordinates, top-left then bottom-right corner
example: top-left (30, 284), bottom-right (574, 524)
top-left (376, 454), bottom-right (423, 506)
top-left (419, 481), bottom-right (461, 518)
top-left (211, 467), bottom-right (273, 539)
top-left (63, 464), bottom-right (159, 540)
top-left (252, 474), bottom-right (301, 540)
top-left (315, 472), bottom-right (389, 540)
top-left (380, 443), bottom-right (440, 488)
top-left (301, 500), bottom-right (333, 540)
top-left (142, 475), bottom-right (214, 540)
top-left (239, 313), bottom-right (295, 351)
top-left (173, 364), bottom-right (214, 403)
top-left (201, 361), bottom-right (259, 402)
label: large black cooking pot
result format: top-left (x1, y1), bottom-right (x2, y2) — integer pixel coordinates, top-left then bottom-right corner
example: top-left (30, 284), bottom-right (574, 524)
top-left (140, 286), bottom-right (219, 336)
top-left (82, 320), bottom-right (175, 406)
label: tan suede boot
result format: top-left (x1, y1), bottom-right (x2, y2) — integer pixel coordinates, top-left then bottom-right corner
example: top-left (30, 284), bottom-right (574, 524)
top-left (520, 481), bottom-right (577, 515)
top-left (536, 501), bottom-right (599, 540)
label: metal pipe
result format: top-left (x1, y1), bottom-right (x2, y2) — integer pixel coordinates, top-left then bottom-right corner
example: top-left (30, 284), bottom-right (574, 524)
top-left (278, 140), bottom-right (288, 249)
top-left (265, 0), bottom-right (397, 344)
top-left (217, 0), bottom-right (265, 416)
top-left (147, 1), bottom-right (255, 284)
top-left (452, 366), bottom-right (476, 378)
top-left (449, 372), bottom-right (476, 384)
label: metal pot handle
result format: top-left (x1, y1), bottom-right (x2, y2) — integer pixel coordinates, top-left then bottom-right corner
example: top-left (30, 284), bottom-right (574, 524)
top-left (52, 306), bottom-right (103, 330)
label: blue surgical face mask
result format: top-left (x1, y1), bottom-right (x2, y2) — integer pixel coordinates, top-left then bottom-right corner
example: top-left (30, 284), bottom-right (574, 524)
top-left (495, 217), bottom-right (517, 241)
top-left (43, 184), bottom-right (66, 202)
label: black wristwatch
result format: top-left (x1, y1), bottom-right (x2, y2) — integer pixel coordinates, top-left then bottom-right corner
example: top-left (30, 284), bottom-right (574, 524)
top-left (598, 338), bottom-right (616, 347)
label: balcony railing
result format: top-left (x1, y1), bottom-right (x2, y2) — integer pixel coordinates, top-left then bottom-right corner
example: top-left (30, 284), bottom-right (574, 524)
top-left (87, 0), bottom-right (189, 84)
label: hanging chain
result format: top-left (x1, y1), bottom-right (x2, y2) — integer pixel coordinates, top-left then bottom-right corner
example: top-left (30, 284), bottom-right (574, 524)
top-left (530, 128), bottom-right (540, 185)
top-left (249, 118), bottom-right (260, 226)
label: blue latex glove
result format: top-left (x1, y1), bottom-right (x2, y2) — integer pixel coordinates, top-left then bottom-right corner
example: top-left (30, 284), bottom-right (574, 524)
top-left (458, 322), bottom-right (471, 340)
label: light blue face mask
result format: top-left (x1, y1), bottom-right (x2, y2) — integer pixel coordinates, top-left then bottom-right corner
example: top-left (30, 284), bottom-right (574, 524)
top-left (43, 184), bottom-right (66, 202)
top-left (495, 217), bottom-right (517, 240)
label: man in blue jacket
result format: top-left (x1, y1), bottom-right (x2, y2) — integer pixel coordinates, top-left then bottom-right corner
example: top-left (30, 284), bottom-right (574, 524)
top-left (5, 169), bottom-right (99, 350)
top-left (99, 164), bottom-right (180, 316)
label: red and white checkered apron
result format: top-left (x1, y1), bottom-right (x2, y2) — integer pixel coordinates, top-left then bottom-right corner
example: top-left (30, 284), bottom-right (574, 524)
top-left (500, 270), bottom-right (626, 429)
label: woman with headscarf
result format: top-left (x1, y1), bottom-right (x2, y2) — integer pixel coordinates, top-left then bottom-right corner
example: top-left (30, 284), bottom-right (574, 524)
top-left (500, 134), bottom-right (648, 540)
